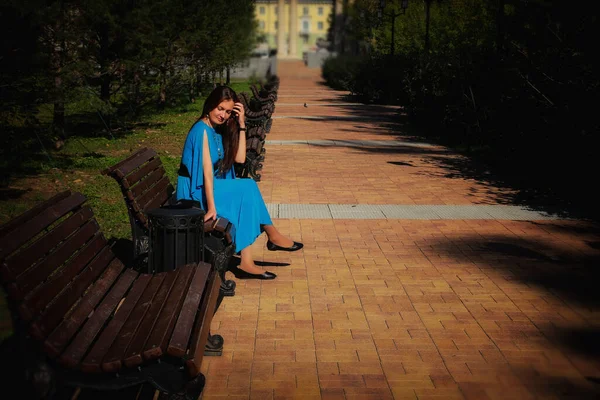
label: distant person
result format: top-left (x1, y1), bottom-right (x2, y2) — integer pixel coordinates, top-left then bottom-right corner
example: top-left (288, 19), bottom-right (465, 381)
top-left (176, 86), bottom-right (303, 280)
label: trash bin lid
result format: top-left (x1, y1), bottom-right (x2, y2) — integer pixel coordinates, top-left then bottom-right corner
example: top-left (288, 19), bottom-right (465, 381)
top-left (146, 207), bottom-right (204, 218)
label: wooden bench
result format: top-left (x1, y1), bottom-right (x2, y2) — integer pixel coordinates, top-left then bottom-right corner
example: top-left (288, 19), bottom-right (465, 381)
top-left (236, 82), bottom-right (279, 181)
top-left (250, 83), bottom-right (278, 107)
top-left (253, 75), bottom-right (280, 100)
top-left (0, 190), bottom-right (219, 399)
top-left (101, 147), bottom-right (237, 299)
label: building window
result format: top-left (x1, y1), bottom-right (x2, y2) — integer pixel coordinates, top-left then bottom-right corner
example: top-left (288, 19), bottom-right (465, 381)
top-left (274, 21), bottom-right (278, 30)
top-left (274, 6), bottom-right (278, 14)
top-left (260, 20), bottom-right (265, 29)
top-left (303, 21), bottom-right (309, 31)
top-left (318, 7), bottom-right (323, 15)
top-left (303, 7), bottom-right (308, 15)
top-left (318, 21), bottom-right (323, 30)
top-left (259, 6), bottom-right (265, 15)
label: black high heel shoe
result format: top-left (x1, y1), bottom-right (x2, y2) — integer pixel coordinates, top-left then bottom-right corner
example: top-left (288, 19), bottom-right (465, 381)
top-left (230, 265), bottom-right (277, 280)
top-left (266, 240), bottom-right (304, 252)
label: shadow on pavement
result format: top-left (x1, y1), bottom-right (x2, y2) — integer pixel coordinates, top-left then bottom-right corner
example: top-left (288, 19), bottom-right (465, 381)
top-left (295, 104), bottom-right (599, 222)
top-left (420, 226), bottom-right (600, 397)
top-left (423, 228), bottom-right (600, 391)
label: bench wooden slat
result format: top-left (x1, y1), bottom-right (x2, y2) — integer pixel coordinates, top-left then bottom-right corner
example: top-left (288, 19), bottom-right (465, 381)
top-left (117, 148), bottom-right (158, 178)
top-left (30, 243), bottom-right (114, 341)
top-left (1, 207), bottom-right (94, 282)
top-left (82, 274), bottom-right (152, 373)
top-left (143, 264), bottom-right (195, 360)
top-left (134, 210), bottom-right (149, 228)
top-left (59, 267), bottom-right (138, 368)
top-left (0, 192), bottom-right (87, 261)
top-left (203, 217), bottom-right (233, 244)
top-left (125, 157), bottom-right (164, 188)
top-left (185, 269), bottom-right (221, 377)
top-left (213, 218), bottom-right (234, 245)
top-left (45, 257), bottom-right (125, 359)
top-left (11, 220), bottom-right (99, 302)
top-left (21, 233), bottom-right (106, 321)
top-left (250, 85), bottom-right (276, 104)
top-left (167, 262), bottom-right (211, 357)
top-left (123, 269), bottom-right (181, 368)
top-left (248, 137), bottom-right (264, 153)
top-left (136, 176), bottom-right (172, 213)
top-left (102, 147), bottom-right (156, 178)
top-left (101, 273), bottom-right (166, 373)
top-left (203, 218), bottom-right (215, 234)
top-left (130, 167), bottom-right (167, 200)
top-left (0, 191), bottom-right (71, 240)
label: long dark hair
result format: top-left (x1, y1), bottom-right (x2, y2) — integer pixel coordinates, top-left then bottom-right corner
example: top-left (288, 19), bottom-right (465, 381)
top-left (199, 85), bottom-right (240, 175)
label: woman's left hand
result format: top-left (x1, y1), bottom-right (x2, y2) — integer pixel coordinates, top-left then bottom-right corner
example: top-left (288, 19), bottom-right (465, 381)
top-left (204, 206), bottom-right (217, 222)
top-left (233, 102), bottom-right (245, 127)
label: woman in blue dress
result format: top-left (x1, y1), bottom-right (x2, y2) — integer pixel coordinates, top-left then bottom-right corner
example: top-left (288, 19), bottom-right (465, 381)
top-left (176, 86), bottom-right (303, 280)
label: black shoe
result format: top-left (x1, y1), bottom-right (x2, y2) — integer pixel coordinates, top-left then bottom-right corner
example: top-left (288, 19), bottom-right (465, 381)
top-left (230, 266), bottom-right (277, 280)
top-left (266, 240), bottom-right (304, 252)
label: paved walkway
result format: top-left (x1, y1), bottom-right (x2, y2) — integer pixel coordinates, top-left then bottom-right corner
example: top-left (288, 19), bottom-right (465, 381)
top-left (202, 61), bottom-right (600, 399)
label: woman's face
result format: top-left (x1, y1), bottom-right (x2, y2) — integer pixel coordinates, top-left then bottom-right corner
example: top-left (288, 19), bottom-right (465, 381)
top-left (208, 99), bottom-right (234, 126)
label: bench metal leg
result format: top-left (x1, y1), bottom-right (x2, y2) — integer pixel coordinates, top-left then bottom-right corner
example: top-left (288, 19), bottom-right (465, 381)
top-left (220, 272), bottom-right (236, 297)
top-left (166, 374), bottom-right (205, 400)
top-left (203, 271), bottom-right (234, 356)
top-left (204, 332), bottom-right (224, 357)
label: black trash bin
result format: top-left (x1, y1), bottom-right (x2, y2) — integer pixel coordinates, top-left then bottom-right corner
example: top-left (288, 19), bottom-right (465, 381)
top-left (146, 203), bottom-right (205, 273)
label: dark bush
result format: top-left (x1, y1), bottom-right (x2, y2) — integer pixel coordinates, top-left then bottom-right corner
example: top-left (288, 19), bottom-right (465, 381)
top-left (321, 55), bottom-right (362, 91)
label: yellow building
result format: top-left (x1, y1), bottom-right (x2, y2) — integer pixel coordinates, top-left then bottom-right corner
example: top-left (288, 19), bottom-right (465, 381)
top-left (255, 0), bottom-right (334, 59)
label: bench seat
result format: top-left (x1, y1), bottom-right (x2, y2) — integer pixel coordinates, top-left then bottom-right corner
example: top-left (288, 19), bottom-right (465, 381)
top-left (0, 191), bottom-right (219, 398)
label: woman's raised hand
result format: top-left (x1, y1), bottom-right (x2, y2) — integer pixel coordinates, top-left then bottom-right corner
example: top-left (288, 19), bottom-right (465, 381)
top-left (233, 102), bottom-right (245, 127)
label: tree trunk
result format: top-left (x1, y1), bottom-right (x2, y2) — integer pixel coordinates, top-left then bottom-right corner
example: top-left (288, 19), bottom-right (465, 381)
top-left (158, 46), bottom-right (172, 110)
top-left (53, 75), bottom-right (65, 138)
top-left (425, 0), bottom-right (431, 53)
top-left (496, 0), bottom-right (505, 55)
top-left (158, 67), bottom-right (167, 110)
top-left (195, 68), bottom-right (203, 97)
top-left (132, 70), bottom-right (141, 116)
top-left (99, 23), bottom-right (111, 102)
top-left (189, 65), bottom-right (196, 102)
top-left (51, 7), bottom-right (65, 147)
top-left (340, 0), bottom-right (349, 54)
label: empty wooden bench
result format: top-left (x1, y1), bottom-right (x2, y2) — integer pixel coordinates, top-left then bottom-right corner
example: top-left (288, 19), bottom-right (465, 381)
top-left (0, 191), bottom-right (220, 399)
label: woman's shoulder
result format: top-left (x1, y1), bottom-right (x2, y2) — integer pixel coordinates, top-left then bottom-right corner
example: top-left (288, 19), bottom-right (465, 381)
top-left (187, 120), bottom-right (210, 139)
top-left (190, 119), bottom-right (208, 132)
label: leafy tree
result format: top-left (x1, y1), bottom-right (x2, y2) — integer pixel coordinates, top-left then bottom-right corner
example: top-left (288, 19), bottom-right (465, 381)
top-left (1, 0), bottom-right (259, 139)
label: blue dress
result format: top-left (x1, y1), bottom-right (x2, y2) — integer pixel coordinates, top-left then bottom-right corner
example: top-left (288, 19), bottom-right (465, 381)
top-left (176, 120), bottom-right (273, 253)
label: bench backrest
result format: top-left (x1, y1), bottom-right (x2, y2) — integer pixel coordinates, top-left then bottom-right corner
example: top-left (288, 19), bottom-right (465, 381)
top-left (0, 191), bottom-right (218, 377)
top-left (239, 92), bottom-right (273, 118)
top-left (250, 84), bottom-right (277, 103)
top-left (102, 147), bottom-right (174, 230)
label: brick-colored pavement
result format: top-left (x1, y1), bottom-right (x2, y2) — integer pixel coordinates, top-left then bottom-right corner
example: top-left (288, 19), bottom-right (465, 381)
top-left (201, 61), bottom-right (600, 399)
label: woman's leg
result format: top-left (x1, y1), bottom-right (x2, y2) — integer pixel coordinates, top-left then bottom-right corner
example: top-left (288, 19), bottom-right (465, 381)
top-left (262, 224), bottom-right (295, 248)
top-left (238, 247), bottom-right (268, 274)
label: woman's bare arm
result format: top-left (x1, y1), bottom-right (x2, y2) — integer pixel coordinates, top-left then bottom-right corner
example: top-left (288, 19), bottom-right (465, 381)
top-left (202, 131), bottom-right (217, 221)
top-left (234, 102), bottom-right (246, 163)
